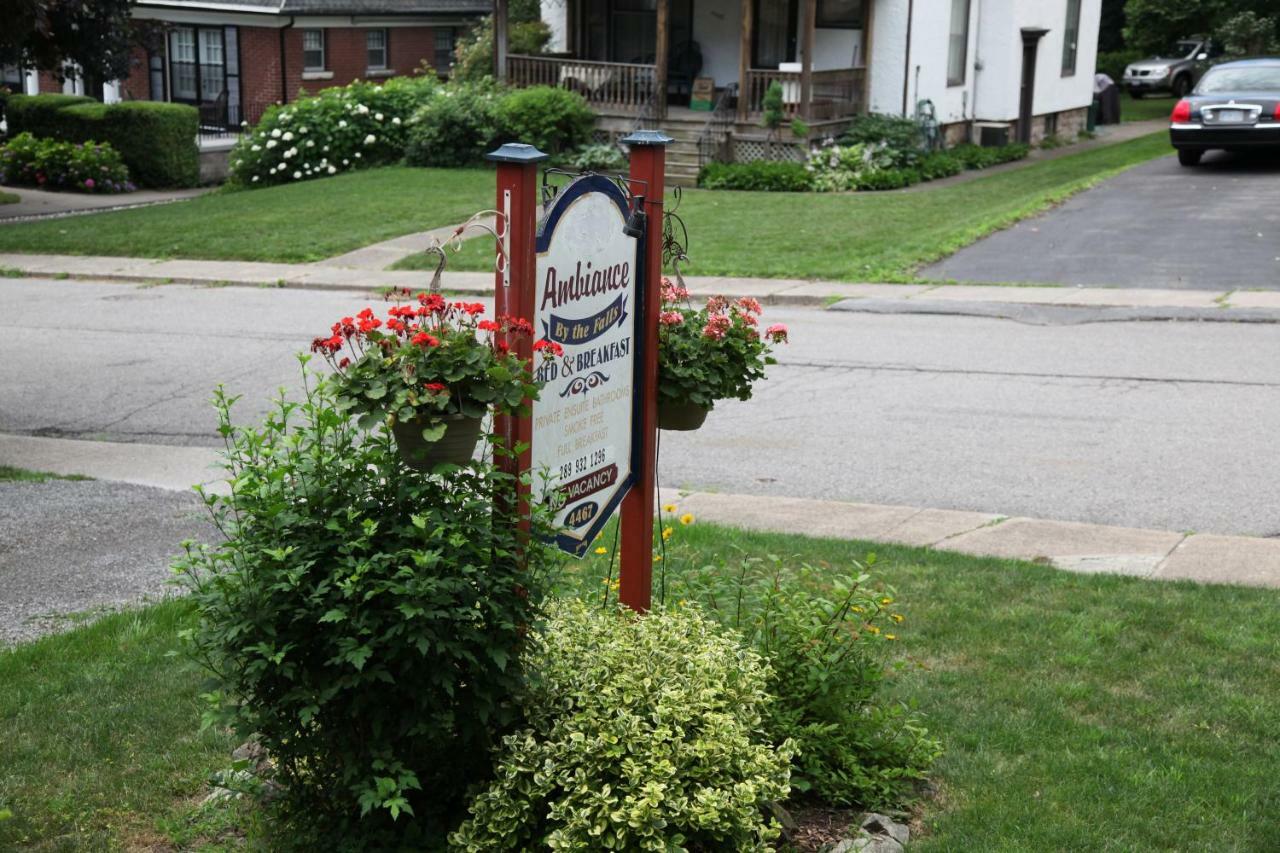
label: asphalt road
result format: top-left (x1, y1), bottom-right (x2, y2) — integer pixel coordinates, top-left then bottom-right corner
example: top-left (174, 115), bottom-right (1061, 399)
top-left (923, 149), bottom-right (1280, 289)
top-left (4, 278), bottom-right (1280, 536)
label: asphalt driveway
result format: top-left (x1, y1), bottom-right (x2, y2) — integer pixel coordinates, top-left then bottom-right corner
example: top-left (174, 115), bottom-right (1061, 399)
top-left (923, 149), bottom-right (1280, 289)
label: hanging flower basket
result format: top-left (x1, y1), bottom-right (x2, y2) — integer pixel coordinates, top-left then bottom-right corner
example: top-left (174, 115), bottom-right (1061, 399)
top-left (311, 291), bottom-right (561, 465)
top-left (392, 413), bottom-right (485, 470)
top-left (658, 400), bottom-right (711, 432)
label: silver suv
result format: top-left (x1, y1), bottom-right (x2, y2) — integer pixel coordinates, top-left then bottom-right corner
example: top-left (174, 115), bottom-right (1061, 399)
top-left (1123, 37), bottom-right (1221, 99)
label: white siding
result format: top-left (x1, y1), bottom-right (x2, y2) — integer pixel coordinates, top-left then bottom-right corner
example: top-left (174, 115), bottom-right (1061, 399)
top-left (692, 0), bottom-right (743, 85)
top-left (869, 0), bottom-right (1099, 123)
top-left (541, 0), bottom-right (569, 53)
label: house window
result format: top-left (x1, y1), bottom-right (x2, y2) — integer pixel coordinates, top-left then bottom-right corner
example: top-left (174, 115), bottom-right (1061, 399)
top-left (815, 0), bottom-right (863, 29)
top-left (1062, 0), bottom-right (1081, 75)
top-left (366, 29), bottom-right (388, 71)
top-left (947, 0), bottom-right (970, 86)
top-left (434, 28), bottom-right (455, 74)
top-left (303, 29), bottom-right (326, 71)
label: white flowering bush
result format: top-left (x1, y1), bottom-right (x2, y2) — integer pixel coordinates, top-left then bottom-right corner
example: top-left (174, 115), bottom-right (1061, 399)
top-left (228, 76), bottom-right (435, 188)
top-left (450, 601), bottom-right (793, 852)
top-left (805, 140), bottom-right (898, 192)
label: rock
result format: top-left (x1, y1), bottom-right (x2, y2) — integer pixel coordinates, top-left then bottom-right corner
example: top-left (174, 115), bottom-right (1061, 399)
top-left (848, 837), bottom-right (904, 853)
top-left (232, 738), bottom-right (265, 763)
top-left (767, 800), bottom-right (798, 844)
top-left (861, 812), bottom-right (910, 846)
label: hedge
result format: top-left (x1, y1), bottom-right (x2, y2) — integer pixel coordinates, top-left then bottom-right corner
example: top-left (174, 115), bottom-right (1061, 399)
top-left (697, 161), bottom-right (813, 191)
top-left (4, 94), bottom-right (96, 140)
top-left (4, 95), bottom-right (199, 188)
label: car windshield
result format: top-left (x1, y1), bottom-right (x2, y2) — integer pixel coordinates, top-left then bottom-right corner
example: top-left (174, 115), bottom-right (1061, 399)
top-left (1165, 41), bottom-right (1199, 58)
top-left (1196, 66), bottom-right (1280, 93)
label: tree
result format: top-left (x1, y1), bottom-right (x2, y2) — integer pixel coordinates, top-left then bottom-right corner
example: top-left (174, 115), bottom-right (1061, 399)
top-left (1220, 10), bottom-right (1280, 55)
top-left (1123, 0), bottom-right (1279, 54)
top-left (0, 0), bottom-right (136, 83)
top-left (1098, 0), bottom-right (1128, 52)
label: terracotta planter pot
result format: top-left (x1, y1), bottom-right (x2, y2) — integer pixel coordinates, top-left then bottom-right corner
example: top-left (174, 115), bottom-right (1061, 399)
top-left (658, 401), bottom-right (711, 431)
top-left (392, 414), bottom-right (484, 470)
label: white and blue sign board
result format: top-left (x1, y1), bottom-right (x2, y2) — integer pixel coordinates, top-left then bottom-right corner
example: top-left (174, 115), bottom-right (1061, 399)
top-left (530, 175), bottom-right (643, 556)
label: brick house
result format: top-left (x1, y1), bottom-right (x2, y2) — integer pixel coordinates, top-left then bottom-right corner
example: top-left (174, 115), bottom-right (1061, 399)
top-left (9, 0), bottom-right (489, 130)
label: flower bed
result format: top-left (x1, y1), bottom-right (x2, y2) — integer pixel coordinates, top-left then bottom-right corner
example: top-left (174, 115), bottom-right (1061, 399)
top-left (0, 133), bottom-right (134, 193)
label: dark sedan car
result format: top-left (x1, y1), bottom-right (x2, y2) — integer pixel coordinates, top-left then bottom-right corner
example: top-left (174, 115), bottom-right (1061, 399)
top-left (1169, 58), bottom-right (1280, 166)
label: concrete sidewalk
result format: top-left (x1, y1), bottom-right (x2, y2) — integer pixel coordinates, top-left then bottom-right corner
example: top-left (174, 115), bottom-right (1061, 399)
top-left (6, 251), bottom-right (1280, 316)
top-left (0, 186), bottom-right (209, 222)
top-left (5, 432), bottom-right (1277, 590)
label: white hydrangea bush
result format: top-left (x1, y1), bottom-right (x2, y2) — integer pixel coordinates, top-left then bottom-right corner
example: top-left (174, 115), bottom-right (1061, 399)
top-left (228, 76), bottom-right (437, 188)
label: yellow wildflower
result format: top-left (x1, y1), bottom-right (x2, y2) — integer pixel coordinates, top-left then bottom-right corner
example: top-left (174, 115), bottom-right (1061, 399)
top-left (680, 513), bottom-right (695, 525)
top-left (880, 596), bottom-right (893, 605)
top-left (885, 633), bottom-right (897, 641)
top-left (867, 625), bottom-right (880, 634)
top-left (851, 605), bottom-right (864, 613)
top-left (594, 546), bottom-right (608, 555)
top-left (891, 613), bottom-right (904, 623)
top-left (653, 554), bottom-right (663, 562)
top-left (662, 527), bottom-right (673, 540)
top-left (662, 503), bottom-right (677, 513)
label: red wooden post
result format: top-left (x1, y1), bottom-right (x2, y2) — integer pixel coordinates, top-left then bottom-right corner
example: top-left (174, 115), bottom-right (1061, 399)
top-left (618, 130), bottom-right (672, 613)
top-left (486, 143), bottom-right (548, 501)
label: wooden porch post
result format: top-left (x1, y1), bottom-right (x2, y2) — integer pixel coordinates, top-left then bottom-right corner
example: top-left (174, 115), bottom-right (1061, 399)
top-left (736, 0), bottom-right (753, 121)
top-left (494, 0), bottom-right (509, 83)
top-left (654, 0), bottom-right (669, 119)
top-left (800, 0), bottom-right (816, 119)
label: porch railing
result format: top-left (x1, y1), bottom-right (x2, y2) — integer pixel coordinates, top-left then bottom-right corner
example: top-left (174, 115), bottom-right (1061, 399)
top-left (743, 67), bottom-right (864, 121)
top-left (508, 54), bottom-right (658, 114)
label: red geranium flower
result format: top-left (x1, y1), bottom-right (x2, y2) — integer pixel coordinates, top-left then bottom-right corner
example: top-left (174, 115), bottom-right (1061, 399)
top-left (411, 331), bottom-right (439, 348)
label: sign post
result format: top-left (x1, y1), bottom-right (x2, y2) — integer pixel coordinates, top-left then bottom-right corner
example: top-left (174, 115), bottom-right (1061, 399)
top-left (618, 130), bottom-right (671, 613)
top-left (488, 132), bottom-right (669, 612)
top-left (486, 143), bottom-right (548, 502)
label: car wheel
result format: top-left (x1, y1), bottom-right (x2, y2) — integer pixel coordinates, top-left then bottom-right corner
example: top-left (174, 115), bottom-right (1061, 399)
top-left (1171, 75), bottom-right (1191, 97)
top-left (1129, 89), bottom-right (1144, 99)
top-left (1177, 148), bottom-right (1203, 166)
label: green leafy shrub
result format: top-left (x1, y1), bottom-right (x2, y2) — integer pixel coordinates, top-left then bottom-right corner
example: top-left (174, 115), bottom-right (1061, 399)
top-left (3, 93), bottom-right (95, 139)
top-left (230, 76), bottom-right (437, 188)
top-left (569, 142), bottom-right (624, 171)
top-left (62, 101), bottom-right (198, 187)
top-left (1096, 48), bottom-right (1143, 83)
top-left (950, 142), bottom-right (1030, 170)
top-left (495, 86), bottom-right (594, 155)
top-left (451, 601), bottom-right (793, 851)
top-left (698, 160), bottom-right (813, 191)
top-left (173, 365), bottom-right (555, 846)
top-left (918, 152), bottom-right (962, 181)
top-left (3, 95), bottom-right (197, 187)
top-left (840, 113), bottom-right (925, 168)
top-left (855, 167), bottom-right (919, 191)
top-left (404, 82), bottom-right (502, 167)
top-left (570, 530), bottom-right (942, 810)
top-left (452, 16), bottom-right (552, 83)
top-left (0, 132), bottom-right (133, 193)
top-left (806, 141), bottom-right (899, 192)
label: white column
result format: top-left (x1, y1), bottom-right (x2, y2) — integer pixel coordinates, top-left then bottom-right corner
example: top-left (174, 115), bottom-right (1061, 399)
top-left (24, 69), bottom-right (39, 95)
top-left (103, 81), bottom-right (123, 103)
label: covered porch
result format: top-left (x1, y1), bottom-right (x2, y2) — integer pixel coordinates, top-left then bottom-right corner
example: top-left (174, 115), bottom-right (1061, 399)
top-left (496, 0), bottom-right (870, 124)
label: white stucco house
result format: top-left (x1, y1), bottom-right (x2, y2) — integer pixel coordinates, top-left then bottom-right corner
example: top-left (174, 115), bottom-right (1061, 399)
top-left (503, 0), bottom-right (1099, 180)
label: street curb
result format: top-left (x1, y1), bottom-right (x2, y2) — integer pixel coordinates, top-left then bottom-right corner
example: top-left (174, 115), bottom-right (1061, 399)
top-left (4, 433), bottom-right (1275, 590)
top-left (8, 253), bottom-right (1280, 314)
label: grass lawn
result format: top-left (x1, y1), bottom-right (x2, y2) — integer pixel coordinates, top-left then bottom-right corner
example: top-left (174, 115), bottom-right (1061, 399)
top-left (5, 521), bottom-right (1278, 849)
top-left (0, 189), bottom-right (18, 205)
top-left (1122, 94), bottom-right (1176, 123)
top-left (0, 465), bottom-right (90, 482)
top-left (0, 167), bottom-right (493, 263)
top-left (0, 600), bottom-right (245, 850)
top-left (398, 132), bottom-right (1172, 282)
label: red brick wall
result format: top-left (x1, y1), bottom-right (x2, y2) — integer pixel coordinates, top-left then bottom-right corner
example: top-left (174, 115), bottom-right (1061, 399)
top-left (120, 45), bottom-right (152, 101)
top-left (37, 71), bottom-right (61, 94)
